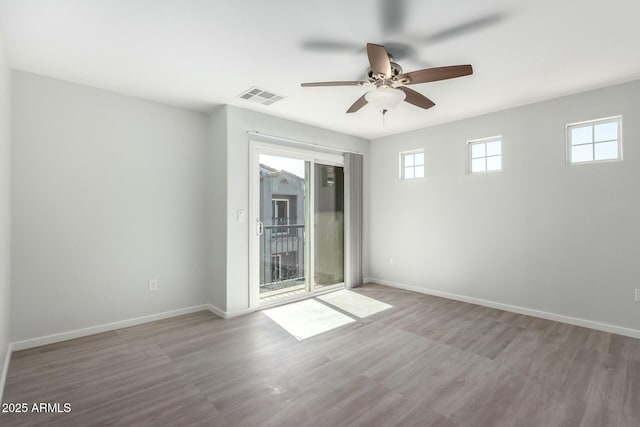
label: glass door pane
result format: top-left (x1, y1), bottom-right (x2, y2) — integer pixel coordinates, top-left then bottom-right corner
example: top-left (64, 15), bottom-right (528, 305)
top-left (314, 163), bottom-right (344, 289)
top-left (259, 154), bottom-right (309, 304)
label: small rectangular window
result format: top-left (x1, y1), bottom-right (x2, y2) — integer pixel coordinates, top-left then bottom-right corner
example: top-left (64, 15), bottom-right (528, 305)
top-left (567, 116), bottom-right (622, 164)
top-left (272, 198), bottom-right (290, 234)
top-left (468, 136), bottom-right (502, 174)
top-left (400, 150), bottom-right (424, 180)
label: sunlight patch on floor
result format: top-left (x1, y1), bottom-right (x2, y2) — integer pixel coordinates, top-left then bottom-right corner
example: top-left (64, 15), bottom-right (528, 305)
top-left (262, 299), bottom-right (355, 340)
top-left (318, 289), bottom-right (392, 318)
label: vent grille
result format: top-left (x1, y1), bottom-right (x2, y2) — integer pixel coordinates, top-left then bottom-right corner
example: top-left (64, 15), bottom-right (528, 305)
top-left (237, 87), bottom-right (285, 106)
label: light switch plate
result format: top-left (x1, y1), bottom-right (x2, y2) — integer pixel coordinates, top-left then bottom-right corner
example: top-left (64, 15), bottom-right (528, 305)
top-left (149, 279), bottom-right (158, 292)
top-left (237, 210), bottom-right (246, 223)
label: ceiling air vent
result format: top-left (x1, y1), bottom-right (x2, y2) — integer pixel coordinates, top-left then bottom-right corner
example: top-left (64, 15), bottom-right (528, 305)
top-left (237, 87), bottom-right (285, 106)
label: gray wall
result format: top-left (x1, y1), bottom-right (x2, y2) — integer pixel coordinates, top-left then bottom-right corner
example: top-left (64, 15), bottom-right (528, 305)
top-left (368, 79), bottom-right (640, 331)
top-left (225, 106), bottom-right (369, 313)
top-left (0, 34), bottom-right (11, 389)
top-left (11, 72), bottom-right (210, 341)
top-left (207, 107), bottom-right (227, 311)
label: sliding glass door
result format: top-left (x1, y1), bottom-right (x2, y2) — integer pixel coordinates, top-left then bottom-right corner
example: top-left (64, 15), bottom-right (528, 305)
top-left (250, 142), bottom-right (345, 307)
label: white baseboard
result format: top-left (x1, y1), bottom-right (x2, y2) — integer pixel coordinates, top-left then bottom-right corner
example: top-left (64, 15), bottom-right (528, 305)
top-left (11, 305), bottom-right (212, 352)
top-left (205, 304), bottom-right (254, 319)
top-left (225, 307), bottom-right (255, 318)
top-left (206, 304), bottom-right (226, 319)
top-left (1, 342), bottom-right (13, 404)
top-left (365, 277), bottom-right (640, 339)
top-left (9, 301), bottom-right (258, 353)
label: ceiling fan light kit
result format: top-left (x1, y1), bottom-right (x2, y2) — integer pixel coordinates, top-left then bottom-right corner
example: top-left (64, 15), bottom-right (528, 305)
top-left (365, 87), bottom-right (406, 110)
top-left (301, 43), bottom-right (473, 117)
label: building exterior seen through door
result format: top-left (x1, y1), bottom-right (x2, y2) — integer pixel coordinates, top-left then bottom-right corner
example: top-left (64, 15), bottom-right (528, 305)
top-left (259, 159), bottom-right (307, 301)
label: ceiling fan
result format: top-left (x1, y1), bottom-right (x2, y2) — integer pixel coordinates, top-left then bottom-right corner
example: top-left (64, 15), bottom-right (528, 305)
top-left (300, 43), bottom-right (472, 113)
top-left (302, 0), bottom-right (504, 65)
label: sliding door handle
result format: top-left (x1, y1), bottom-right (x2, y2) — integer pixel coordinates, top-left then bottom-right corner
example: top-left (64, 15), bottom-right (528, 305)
top-left (257, 220), bottom-right (264, 236)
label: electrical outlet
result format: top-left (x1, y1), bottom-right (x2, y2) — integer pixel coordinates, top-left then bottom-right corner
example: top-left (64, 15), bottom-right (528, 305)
top-left (148, 279), bottom-right (159, 292)
top-left (389, 257), bottom-right (395, 267)
top-left (635, 289), bottom-right (640, 303)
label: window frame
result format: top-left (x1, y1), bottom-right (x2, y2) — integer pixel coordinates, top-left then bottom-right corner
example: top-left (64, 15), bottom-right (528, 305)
top-left (566, 115), bottom-right (623, 165)
top-left (467, 135), bottom-right (503, 175)
top-left (399, 149), bottom-right (425, 181)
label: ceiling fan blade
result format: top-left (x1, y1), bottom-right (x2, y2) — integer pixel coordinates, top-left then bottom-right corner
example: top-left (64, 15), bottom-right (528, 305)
top-left (416, 13), bottom-right (506, 45)
top-left (367, 43), bottom-right (391, 78)
top-left (398, 87), bottom-right (435, 110)
top-left (380, 0), bottom-right (407, 35)
top-left (399, 65), bottom-right (473, 85)
top-left (301, 40), bottom-right (361, 52)
top-left (346, 94), bottom-right (368, 113)
top-left (301, 81), bottom-right (367, 87)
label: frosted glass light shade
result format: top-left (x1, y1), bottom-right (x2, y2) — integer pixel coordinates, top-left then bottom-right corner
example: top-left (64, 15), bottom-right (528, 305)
top-left (365, 88), bottom-right (406, 110)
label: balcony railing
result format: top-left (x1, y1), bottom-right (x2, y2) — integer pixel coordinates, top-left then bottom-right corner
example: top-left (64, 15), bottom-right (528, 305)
top-left (260, 220), bottom-right (305, 291)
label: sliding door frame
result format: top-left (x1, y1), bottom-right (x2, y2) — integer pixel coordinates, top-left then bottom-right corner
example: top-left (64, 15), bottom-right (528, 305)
top-left (249, 140), bottom-right (345, 309)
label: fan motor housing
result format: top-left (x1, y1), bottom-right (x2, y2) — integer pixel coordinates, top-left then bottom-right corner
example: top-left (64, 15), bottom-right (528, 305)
top-left (367, 61), bottom-right (403, 83)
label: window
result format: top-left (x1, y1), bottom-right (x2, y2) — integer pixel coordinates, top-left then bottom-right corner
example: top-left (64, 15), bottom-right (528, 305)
top-left (567, 116), bottom-right (622, 164)
top-left (468, 136), bottom-right (502, 173)
top-left (272, 198), bottom-right (289, 224)
top-left (400, 150), bottom-right (424, 180)
top-left (272, 198), bottom-right (290, 234)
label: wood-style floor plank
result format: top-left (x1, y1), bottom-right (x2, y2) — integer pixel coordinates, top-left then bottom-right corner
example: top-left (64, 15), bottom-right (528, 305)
top-left (2, 283), bottom-right (640, 426)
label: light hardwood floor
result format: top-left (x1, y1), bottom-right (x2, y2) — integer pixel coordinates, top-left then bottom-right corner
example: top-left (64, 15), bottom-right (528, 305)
top-left (2, 283), bottom-right (640, 426)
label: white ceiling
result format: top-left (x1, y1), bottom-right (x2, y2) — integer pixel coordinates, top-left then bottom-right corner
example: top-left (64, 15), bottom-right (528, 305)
top-left (1, 0), bottom-right (639, 140)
